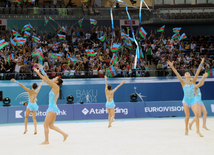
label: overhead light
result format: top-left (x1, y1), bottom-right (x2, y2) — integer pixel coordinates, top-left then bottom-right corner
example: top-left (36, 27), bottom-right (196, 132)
top-left (3, 97), bottom-right (11, 106)
top-left (130, 93), bottom-right (137, 102)
top-left (66, 95), bottom-right (74, 104)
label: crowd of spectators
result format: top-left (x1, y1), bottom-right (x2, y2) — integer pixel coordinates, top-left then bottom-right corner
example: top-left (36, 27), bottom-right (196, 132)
top-left (0, 24), bottom-right (213, 80)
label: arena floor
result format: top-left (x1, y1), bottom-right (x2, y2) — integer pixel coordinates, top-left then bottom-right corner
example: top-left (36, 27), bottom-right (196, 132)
top-left (0, 117), bottom-right (214, 155)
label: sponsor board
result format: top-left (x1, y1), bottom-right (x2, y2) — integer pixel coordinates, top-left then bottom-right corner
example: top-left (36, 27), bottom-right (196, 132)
top-left (8, 105), bottom-right (74, 123)
top-left (73, 103), bottom-right (135, 120)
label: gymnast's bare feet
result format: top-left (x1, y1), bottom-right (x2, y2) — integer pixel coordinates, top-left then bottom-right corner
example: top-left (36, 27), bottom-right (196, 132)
top-left (40, 141), bottom-right (49, 145)
top-left (185, 129), bottom-right (188, 136)
top-left (23, 130), bottom-right (28, 134)
top-left (202, 126), bottom-right (209, 130)
top-left (63, 134), bottom-right (68, 142)
top-left (189, 123), bottom-right (193, 130)
top-left (197, 131), bottom-right (204, 137)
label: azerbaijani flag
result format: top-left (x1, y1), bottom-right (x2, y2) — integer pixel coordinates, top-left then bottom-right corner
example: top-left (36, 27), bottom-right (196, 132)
top-left (9, 54), bottom-right (14, 60)
top-left (33, 47), bottom-right (44, 60)
top-left (58, 34), bottom-right (66, 40)
top-left (60, 26), bottom-right (67, 34)
top-left (17, 40), bottom-right (26, 46)
top-left (139, 27), bottom-right (147, 37)
top-left (111, 43), bottom-right (121, 52)
top-left (207, 68), bottom-right (213, 77)
top-left (172, 33), bottom-right (180, 40)
top-left (22, 24), bottom-right (30, 31)
top-left (13, 0), bottom-right (21, 4)
top-left (140, 47), bottom-right (144, 58)
top-left (67, 54), bottom-right (76, 63)
top-left (24, 31), bottom-right (31, 38)
top-left (121, 33), bottom-right (129, 39)
top-left (179, 33), bottom-right (187, 41)
top-left (29, 23), bottom-right (33, 29)
top-left (90, 19), bottom-right (97, 25)
top-left (129, 37), bottom-right (134, 43)
top-left (110, 54), bottom-right (118, 66)
top-left (14, 37), bottom-right (26, 43)
top-left (28, 0), bottom-right (35, 3)
top-left (103, 42), bottom-right (106, 52)
top-left (98, 36), bottom-right (106, 42)
top-left (10, 38), bottom-right (16, 49)
top-left (51, 53), bottom-right (62, 59)
top-left (12, 30), bottom-right (20, 36)
top-left (81, 0), bottom-right (88, 2)
top-left (33, 36), bottom-right (40, 43)
top-left (44, 17), bottom-right (48, 26)
top-left (106, 65), bottom-right (117, 78)
top-left (0, 39), bottom-right (8, 49)
top-left (48, 16), bottom-right (54, 20)
top-left (179, 44), bottom-right (184, 51)
top-left (86, 49), bottom-right (95, 56)
top-left (173, 27), bottom-right (181, 33)
top-left (157, 25), bottom-right (165, 32)
top-left (126, 43), bottom-right (132, 50)
top-left (78, 18), bottom-right (84, 27)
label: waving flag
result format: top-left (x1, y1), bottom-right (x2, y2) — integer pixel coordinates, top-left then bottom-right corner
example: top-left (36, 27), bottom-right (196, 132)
top-left (121, 33), bottom-right (129, 39)
top-left (22, 24), bottom-right (30, 31)
top-left (0, 39), bottom-right (8, 49)
top-left (48, 16), bottom-right (54, 20)
top-left (14, 37), bottom-right (26, 43)
top-left (81, 0), bottom-right (88, 2)
top-left (129, 37), bottom-right (134, 43)
top-left (67, 54), bottom-right (76, 63)
top-left (140, 47), bottom-right (144, 58)
top-left (33, 47), bottom-right (44, 60)
top-left (32, 36), bottom-right (40, 43)
top-left (173, 27), bottom-right (181, 33)
top-left (12, 30), bottom-right (20, 36)
top-left (157, 25), bottom-right (165, 32)
top-left (179, 33), bottom-right (187, 41)
top-left (86, 49), bottom-right (95, 56)
top-left (103, 42), bottom-right (106, 52)
top-left (60, 26), bottom-right (67, 34)
top-left (126, 43), bottom-right (132, 50)
top-left (98, 36), bottom-right (106, 42)
top-left (28, 0), bottom-right (35, 3)
top-left (78, 18), bottom-right (84, 27)
top-left (106, 65), bottom-right (117, 78)
top-left (10, 38), bottom-right (16, 49)
top-left (7, 54), bottom-right (14, 65)
top-left (90, 19), bottom-right (97, 25)
top-left (179, 44), bottom-right (184, 51)
top-left (51, 53), bottom-right (62, 59)
top-left (17, 38), bottom-right (27, 46)
top-left (58, 34), bottom-right (66, 40)
top-left (29, 23), bottom-right (33, 29)
top-left (111, 43), bottom-right (121, 52)
top-left (139, 27), bottom-right (147, 37)
top-left (13, 0), bottom-right (21, 4)
top-left (44, 17), bottom-right (49, 26)
top-left (172, 33), bottom-right (180, 40)
top-left (24, 31), bottom-right (31, 38)
top-left (110, 54), bottom-right (118, 65)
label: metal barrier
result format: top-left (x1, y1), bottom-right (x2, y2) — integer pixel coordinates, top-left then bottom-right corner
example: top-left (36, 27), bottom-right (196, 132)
top-left (0, 68), bottom-right (205, 80)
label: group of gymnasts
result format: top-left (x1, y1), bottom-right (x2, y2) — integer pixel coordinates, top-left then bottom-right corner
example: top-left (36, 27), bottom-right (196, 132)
top-left (167, 58), bottom-right (209, 137)
top-left (10, 58), bottom-right (208, 145)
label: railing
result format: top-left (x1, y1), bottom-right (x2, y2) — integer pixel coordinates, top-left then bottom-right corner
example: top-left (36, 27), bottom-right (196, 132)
top-left (0, 69), bottom-right (205, 80)
top-left (154, 0), bottom-right (214, 5)
top-left (0, 7), bottom-right (150, 20)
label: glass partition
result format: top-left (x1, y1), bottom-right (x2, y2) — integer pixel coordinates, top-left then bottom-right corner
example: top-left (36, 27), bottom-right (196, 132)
top-left (175, 0), bottom-right (185, 4)
top-left (163, 0), bottom-right (174, 4)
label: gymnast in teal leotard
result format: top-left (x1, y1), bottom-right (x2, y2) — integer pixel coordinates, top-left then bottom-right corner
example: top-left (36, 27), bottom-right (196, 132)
top-left (34, 64), bottom-right (68, 145)
top-left (189, 72), bottom-right (209, 130)
top-left (11, 78), bottom-right (43, 134)
top-left (167, 58), bottom-right (204, 137)
top-left (105, 76), bottom-right (126, 128)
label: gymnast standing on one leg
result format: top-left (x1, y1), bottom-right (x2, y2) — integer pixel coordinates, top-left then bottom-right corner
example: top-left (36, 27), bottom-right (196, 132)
top-left (34, 64), bottom-right (68, 145)
top-left (105, 75), bottom-right (126, 128)
top-left (167, 58), bottom-right (204, 137)
top-left (11, 78), bottom-right (44, 134)
top-left (189, 72), bottom-right (209, 130)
